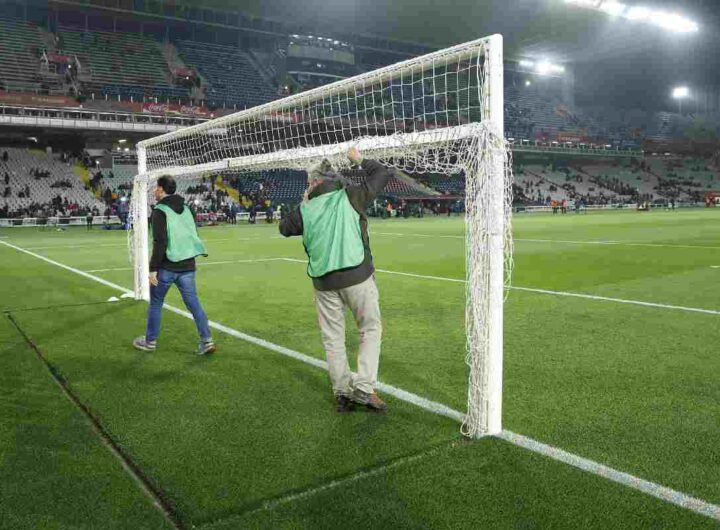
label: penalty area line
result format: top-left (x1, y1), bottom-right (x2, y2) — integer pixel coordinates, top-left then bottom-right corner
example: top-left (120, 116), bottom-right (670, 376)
top-left (1, 239), bottom-right (719, 522)
top-left (86, 257), bottom-right (289, 273)
top-left (280, 258), bottom-right (720, 317)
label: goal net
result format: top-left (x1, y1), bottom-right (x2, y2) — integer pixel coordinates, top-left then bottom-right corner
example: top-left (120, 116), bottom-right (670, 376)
top-left (128, 34), bottom-right (513, 438)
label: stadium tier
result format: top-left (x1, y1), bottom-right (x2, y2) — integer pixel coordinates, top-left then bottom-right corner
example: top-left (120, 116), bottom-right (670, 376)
top-left (176, 40), bottom-right (277, 108)
top-left (0, 10), bottom-right (718, 145)
top-left (0, 14), bottom-right (47, 93)
top-left (57, 28), bottom-right (189, 101)
top-left (0, 148), bottom-right (104, 217)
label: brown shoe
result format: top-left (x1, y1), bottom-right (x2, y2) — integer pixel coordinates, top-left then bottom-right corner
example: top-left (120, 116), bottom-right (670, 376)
top-left (351, 390), bottom-right (387, 412)
top-left (335, 395), bottom-right (354, 413)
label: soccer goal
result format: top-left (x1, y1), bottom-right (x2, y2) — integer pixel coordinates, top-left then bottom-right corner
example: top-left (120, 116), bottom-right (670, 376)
top-left (129, 34), bottom-right (513, 438)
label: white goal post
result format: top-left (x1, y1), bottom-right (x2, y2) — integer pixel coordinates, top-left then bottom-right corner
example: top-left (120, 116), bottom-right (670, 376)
top-left (129, 34), bottom-right (512, 437)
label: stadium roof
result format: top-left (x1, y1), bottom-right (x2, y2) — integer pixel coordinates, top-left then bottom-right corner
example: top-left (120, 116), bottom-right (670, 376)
top-left (228, 0), bottom-right (719, 109)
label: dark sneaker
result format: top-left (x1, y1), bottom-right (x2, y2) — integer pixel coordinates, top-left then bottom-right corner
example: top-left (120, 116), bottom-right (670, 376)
top-left (196, 340), bottom-right (216, 356)
top-left (133, 336), bottom-right (156, 352)
top-left (351, 390), bottom-right (387, 412)
top-left (335, 395), bottom-right (354, 413)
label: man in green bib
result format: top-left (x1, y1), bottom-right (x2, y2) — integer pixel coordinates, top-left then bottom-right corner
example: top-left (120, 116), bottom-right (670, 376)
top-left (133, 175), bottom-right (215, 355)
top-left (280, 148), bottom-right (391, 413)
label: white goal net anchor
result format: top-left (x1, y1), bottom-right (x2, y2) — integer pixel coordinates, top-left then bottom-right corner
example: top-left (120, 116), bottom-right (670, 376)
top-left (128, 34), bottom-right (513, 438)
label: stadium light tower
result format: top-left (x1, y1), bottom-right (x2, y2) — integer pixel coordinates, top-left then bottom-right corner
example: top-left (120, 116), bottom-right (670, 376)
top-left (672, 86), bottom-right (690, 114)
top-left (564, 0), bottom-right (699, 33)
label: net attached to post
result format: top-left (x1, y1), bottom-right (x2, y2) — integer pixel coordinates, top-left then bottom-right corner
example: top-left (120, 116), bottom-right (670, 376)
top-left (128, 35), bottom-right (513, 438)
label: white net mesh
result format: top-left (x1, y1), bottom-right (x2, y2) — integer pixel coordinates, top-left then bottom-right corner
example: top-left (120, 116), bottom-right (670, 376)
top-left (128, 35), bottom-right (513, 437)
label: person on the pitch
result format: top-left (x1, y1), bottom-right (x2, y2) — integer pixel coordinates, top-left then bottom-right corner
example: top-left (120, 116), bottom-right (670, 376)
top-left (133, 175), bottom-right (215, 355)
top-left (280, 148), bottom-right (390, 413)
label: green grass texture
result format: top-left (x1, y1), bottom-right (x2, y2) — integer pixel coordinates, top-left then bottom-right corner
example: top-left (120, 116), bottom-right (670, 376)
top-left (1, 208), bottom-right (719, 528)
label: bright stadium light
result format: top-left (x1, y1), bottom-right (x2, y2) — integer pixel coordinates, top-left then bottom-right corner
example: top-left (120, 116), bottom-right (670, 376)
top-left (625, 6), bottom-right (651, 20)
top-left (672, 86), bottom-right (689, 99)
top-left (673, 86), bottom-right (690, 114)
top-left (525, 80), bottom-right (532, 87)
top-left (519, 60), bottom-right (535, 68)
top-left (566, 1), bottom-right (698, 33)
top-left (650, 12), bottom-right (698, 33)
top-left (600, 1), bottom-right (626, 17)
top-left (535, 61), bottom-right (552, 75)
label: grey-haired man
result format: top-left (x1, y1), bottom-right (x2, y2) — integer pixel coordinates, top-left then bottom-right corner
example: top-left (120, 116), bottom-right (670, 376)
top-left (280, 148), bottom-right (391, 413)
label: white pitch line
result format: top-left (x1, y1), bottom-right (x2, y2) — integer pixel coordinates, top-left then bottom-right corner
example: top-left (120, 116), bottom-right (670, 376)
top-left (374, 231), bottom-right (720, 250)
top-left (25, 242), bottom-right (130, 250)
top-left (281, 258), bottom-right (720, 316)
top-left (23, 237), bottom-right (266, 251)
top-left (516, 238), bottom-right (720, 250)
top-left (374, 231), bottom-right (463, 240)
top-left (2, 238), bottom-right (720, 522)
top-left (497, 431), bottom-right (720, 521)
top-left (86, 258), bottom-right (288, 273)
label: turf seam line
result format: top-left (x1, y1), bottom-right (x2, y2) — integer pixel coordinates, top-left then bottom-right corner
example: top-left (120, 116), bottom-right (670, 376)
top-left (281, 258), bottom-right (720, 316)
top-left (203, 438), bottom-right (464, 526)
top-left (3, 240), bottom-right (720, 521)
top-left (5, 312), bottom-right (186, 530)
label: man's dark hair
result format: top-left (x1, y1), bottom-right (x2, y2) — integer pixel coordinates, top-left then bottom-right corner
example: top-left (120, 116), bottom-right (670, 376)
top-left (157, 175), bottom-right (176, 195)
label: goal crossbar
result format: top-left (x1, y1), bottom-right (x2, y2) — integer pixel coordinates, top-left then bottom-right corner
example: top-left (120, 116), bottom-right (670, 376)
top-left (138, 35), bottom-right (498, 152)
top-left (134, 123), bottom-right (486, 183)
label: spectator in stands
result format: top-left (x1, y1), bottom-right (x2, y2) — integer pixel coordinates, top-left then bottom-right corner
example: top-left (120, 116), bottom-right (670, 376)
top-left (4, 173), bottom-right (9, 185)
top-left (133, 175), bottom-right (215, 355)
top-left (279, 148), bottom-right (390, 413)
top-left (2, 151), bottom-right (7, 162)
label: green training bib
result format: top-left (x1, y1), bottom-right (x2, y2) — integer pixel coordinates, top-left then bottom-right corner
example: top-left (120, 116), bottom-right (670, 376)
top-left (301, 189), bottom-right (365, 278)
top-left (154, 203), bottom-right (207, 262)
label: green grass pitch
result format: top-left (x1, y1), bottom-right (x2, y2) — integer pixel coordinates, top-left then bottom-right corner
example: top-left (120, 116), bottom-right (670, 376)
top-left (1, 209), bottom-right (719, 529)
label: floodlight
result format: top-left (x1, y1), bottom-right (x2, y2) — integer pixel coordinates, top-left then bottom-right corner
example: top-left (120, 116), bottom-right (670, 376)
top-left (600, 1), bottom-right (626, 17)
top-left (651, 12), bottom-right (698, 33)
top-left (672, 86), bottom-right (689, 99)
top-left (519, 60), bottom-right (534, 68)
top-left (625, 6), bottom-right (651, 20)
top-left (525, 80), bottom-right (532, 87)
top-left (535, 61), bottom-right (552, 75)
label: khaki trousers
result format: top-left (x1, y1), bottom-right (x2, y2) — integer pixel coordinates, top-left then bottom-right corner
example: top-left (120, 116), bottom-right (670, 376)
top-left (314, 276), bottom-right (382, 395)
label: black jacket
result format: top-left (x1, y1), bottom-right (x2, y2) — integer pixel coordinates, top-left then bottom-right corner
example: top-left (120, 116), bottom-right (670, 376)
top-left (149, 194), bottom-right (197, 272)
top-left (279, 158), bottom-right (391, 291)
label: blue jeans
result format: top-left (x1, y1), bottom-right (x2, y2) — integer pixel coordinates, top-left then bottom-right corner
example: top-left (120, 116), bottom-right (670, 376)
top-left (145, 269), bottom-right (212, 342)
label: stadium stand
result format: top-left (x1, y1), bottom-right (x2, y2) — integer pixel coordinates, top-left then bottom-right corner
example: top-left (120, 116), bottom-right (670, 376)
top-left (0, 148), bottom-right (104, 218)
top-left (57, 28), bottom-right (188, 101)
top-left (176, 40), bottom-right (277, 108)
top-left (0, 14), bottom-right (46, 93)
